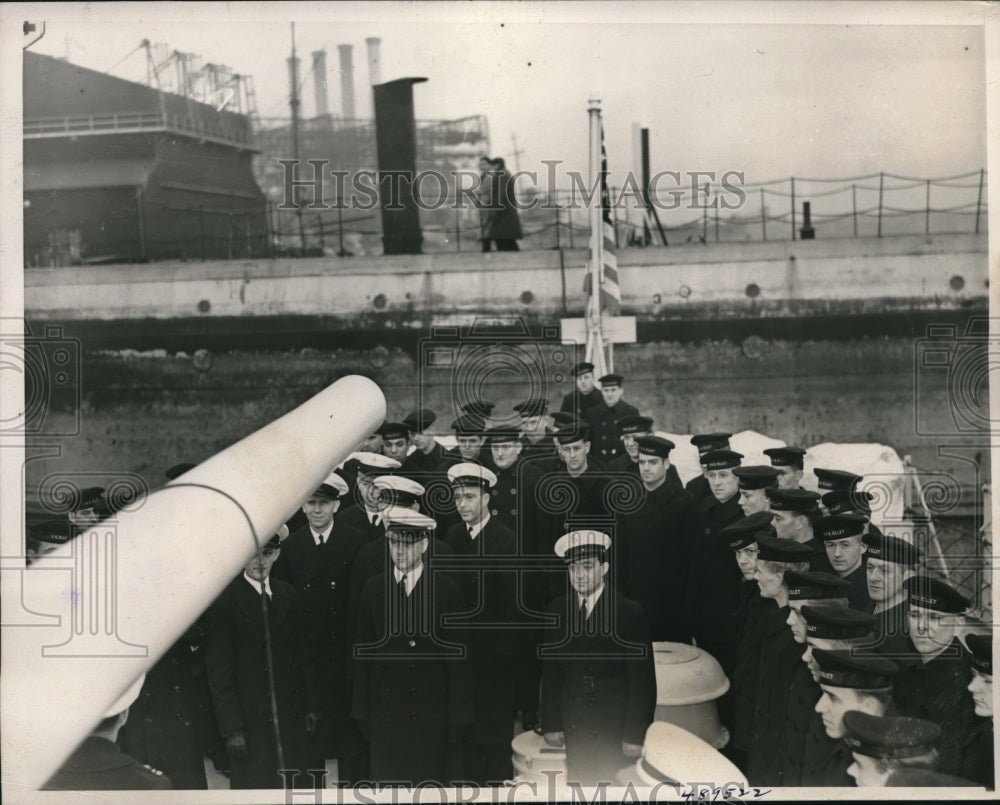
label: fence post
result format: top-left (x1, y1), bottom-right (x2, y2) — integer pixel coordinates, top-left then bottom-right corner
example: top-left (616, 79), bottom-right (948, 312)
top-left (760, 188), bottom-right (767, 241)
top-left (455, 207), bottom-right (461, 252)
top-left (925, 179), bottom-right (931, 235)
top-left (554, 192), bottom-right (561, 250)
top-left (975, 168), bottom-right (985, 234)
top-left (852, 184), bottom-right (858, 237)
top-left (567, 199), bottom-right (574, 249)
top-left (790, 177), bottom-right (796, 241)
top-left (877, 172), bottom-right (884, 238)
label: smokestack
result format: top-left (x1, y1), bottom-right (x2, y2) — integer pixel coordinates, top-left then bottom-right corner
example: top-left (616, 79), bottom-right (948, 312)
top-left (365, 36), bottom-right (381, 86)
top-left (312, 49), bottom-right (329, 117)
top-left (338, 44), bottom-right (356, 120)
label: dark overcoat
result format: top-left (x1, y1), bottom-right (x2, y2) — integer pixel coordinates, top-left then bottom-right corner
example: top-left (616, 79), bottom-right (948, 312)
top-left (585, 399), bottom-right (640, 460)
top-left (271, 520), bottom-right (366, 761)
top-left (351, 569), bottom-right (473, 784)
top-left (616, 479), bottom-right (701, 642)
top-left (206, 575), bottom-right (317, 789)
top-left (540, 590), bottom-right (656, 786)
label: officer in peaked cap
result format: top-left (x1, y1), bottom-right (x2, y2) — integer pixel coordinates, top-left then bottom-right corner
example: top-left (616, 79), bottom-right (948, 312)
top-left (746, 533), bottom-right (815, 784)
top-left (585, 373), bottom-right (639, 461)
top-left (815, 514), bottom-right (871, 612)
top-left (733, 465), bottom-right (780, 517)
top-left (25, 518), bottom-right (73, 565)
top-left (442, 462), bottom-right (519, 784)
top-left (776, 571), bottom-right (853, 786)
top-left (617, 434), bottom-right (700, 643)
top-left (685, 432), bottom-right (733, 502)
top-left (350, 506), bottom-right (473, 785)
top-left (862, 532), bottom-right (920, 662)
top-left (514, 397), bottom-right (557, 460)
top-left (607, 415), bottom-right (682, 489)
top-left (616, 721), bottom-right (747, 789)
top-left (893, 575), bottom-right (977, 780)
top-left (271, 470), bottom-right (367, 774)
top-left (401, 408), bottom-right (447, 473)
top-left (378, 421), bottom-right (411, 465)
top-left (962, 633), bottom-right (995, 787)
top-left (338, 452), bottom-right (401, 540)
top-left (44, 674), bottom-right (173, 791)
top-left (541, 530), bottom-right (656, 787)
top-left (763, 446), bottom-right (807, 490)
top-left (722, 511), bottom-right (776, 773)
top-left (814, 468), bottom-right (863, 492)
top-left (560, 361), bottom-right (603, 417)
top-left (766, 487), bottom-right (833, 574)
top-left (843, 711), bottom-right (943, 787)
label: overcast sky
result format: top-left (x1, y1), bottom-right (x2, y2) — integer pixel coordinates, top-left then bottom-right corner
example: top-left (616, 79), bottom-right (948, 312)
top-left (17, 2), bottom-right (993, 193)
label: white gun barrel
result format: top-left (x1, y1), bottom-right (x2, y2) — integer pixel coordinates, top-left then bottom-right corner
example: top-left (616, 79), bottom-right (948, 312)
top-left (3, 375), bottom-right (386, 792)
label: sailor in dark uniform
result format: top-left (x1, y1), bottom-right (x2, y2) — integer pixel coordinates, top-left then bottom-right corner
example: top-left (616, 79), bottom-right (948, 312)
top-left (843, 711), bottom-right (943, 787)
top-left (685, 432), bottom-right (733, 503)
top-left (796, 606), bottom-right (882, 786)
top-left (815, 513), bottom-right (872, 612)
top-left (733, 465), bottom-right (780, 517)
top-left (514, 397), bottom-right (558, 461)
top-left (584, 373), bottom-right (639, 461)
top-left (379, 421), bottom-right (411, 466)
top-left (351, 508), bottom-right (473, 785)
top-left (616, 435), bottom-right (700, 643)
top-left (766, 487), bottom-right (833, 573)
top-left (439, 414), bottom-right (495, 473)
top-left (271, 472), bottom-right (367, 779)
top-left (338, 452), bottom-right (401, 540)
top-left (745, 533), bottom-right (814, 785)
top-left (776, 571), bottom-right (851, 786)
top-left (559, 361), bottom-right (603, 417)
top-left (45, 675), bottom-right (172, 791)
top-left (540, 530), bottom-right (656, 787)
top-left (607, 415), bottom-right (682, 489)
top-left (443, 462), bottom-right (520, 785)
top-left (962, 633), bottom-right (994, 787)
top-left (814, 467), bottom-right (864, 513)
top-left (894, 575), bottom-right (979, 780)
top-left (400, 408), bottom-right (447, 474)
top-left (811, 649), bottom-right (898, 786)
top-left (723, 511), bottom-right (777, 775)
top-left (860, 532), bottom-right (919, 662)
top-left (686, 447), bottom-right (744, 669)
top-left (461, 399), bottom-right (496, 420)
top-left (762, 446), bottom-right (807, 490)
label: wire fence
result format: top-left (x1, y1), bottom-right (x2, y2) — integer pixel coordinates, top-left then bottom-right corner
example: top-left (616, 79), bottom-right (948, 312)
top-left (267, 168), bottom-right (988, 256)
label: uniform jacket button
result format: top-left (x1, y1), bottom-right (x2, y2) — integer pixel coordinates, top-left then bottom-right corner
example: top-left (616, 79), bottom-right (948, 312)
top-left (511, 488), bottom-right (517, 496)
top-left (409, 640), bottom-right (416, 647)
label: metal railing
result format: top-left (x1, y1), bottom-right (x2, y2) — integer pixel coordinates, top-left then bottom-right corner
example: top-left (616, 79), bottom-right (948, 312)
top-left (24, 112), bottom-right (253, 148)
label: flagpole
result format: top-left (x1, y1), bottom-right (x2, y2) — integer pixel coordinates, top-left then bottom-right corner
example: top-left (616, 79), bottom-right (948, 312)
top-left (587, 98), bottom-right (607, 377)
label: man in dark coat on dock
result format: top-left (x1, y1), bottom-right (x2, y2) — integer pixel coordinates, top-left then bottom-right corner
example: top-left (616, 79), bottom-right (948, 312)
top-left (540, 530), bottom-right (656, 787)
top-left (860, 531), bottom-right (919, 662)
top-left (559, 361), bottom-right (603, 418)
top-left (815, 513), bottom-right (872, 612)
top-left (271, 471), bottom-right (367, 780)
top-left (685, 433), bottom-right (732, 503)
top-left (351, 508), bottom-right (473, 785)
top-left (206, 535), bottom-right (320, 789)
top-left (607, 415), bottom-right (683, 489)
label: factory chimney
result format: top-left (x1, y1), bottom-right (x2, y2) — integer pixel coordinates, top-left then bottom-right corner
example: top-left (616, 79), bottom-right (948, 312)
top-left (365, 36), bottom-right (381, 86)
top-left (312, 49), bottom-right (329, 117)
top-left (338, 44), bottom-right (356, 120)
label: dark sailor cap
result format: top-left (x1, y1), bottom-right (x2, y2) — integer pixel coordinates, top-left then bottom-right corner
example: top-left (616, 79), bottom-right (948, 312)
top-left (699, 449), bottom-right (743, 470)
top-left (862, 532), bottom-right (920, 566)
top-left (402, 408), bottom-right (436, 432)
top-left (842, 711), bottom-right (941, 759)
top-left (451, 414), bottom-right (487, 435)
top-left (635, 435), bottom-right (675, 458)
top-left (766, 487), bottom-right (821, 512)
top-left (903, 575), bottom-right (970, 614)
top-left (812, 648), bottom-right (898, 689)
top-left (822, 488), bottom-right (874, 516)
top-left (763, 446), bottom-right (806, 468)
top-left (461, 400), bottom-right (495, 417)
top-left (815, 513), bottom-right (868, 541)
top-left (571, 361), bottom-right (595, 377)
top-left (755, 533), bottom-right (814, 563)
top-left (690, 432), bottom-right (732, 454)
top-left (378, 421), bottom-right (410, 441)
top-left (785, 570), bottom-right (852, 601)
top-left (554, 424), bottom-right (590, 445)
top-left (814, 468), bottom-right (863, 491)
top-left (617, 415), bottom-right (654, 435)
top-left (721, 511), bottom-right (775, 550)
top-left (802, 605), bottom-right (877, 640)
top-left (733, 465), bottom-right (780, 490)
top-left (598, 373), bottom-right (624, 387)
top-left (965, 633), bottom-right (992, 675)
top-left (484, 426), bottom-right (521, 446)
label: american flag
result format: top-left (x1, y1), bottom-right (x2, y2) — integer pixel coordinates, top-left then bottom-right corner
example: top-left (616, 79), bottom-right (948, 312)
top-left (584, 121), bottom-right (621, 315)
